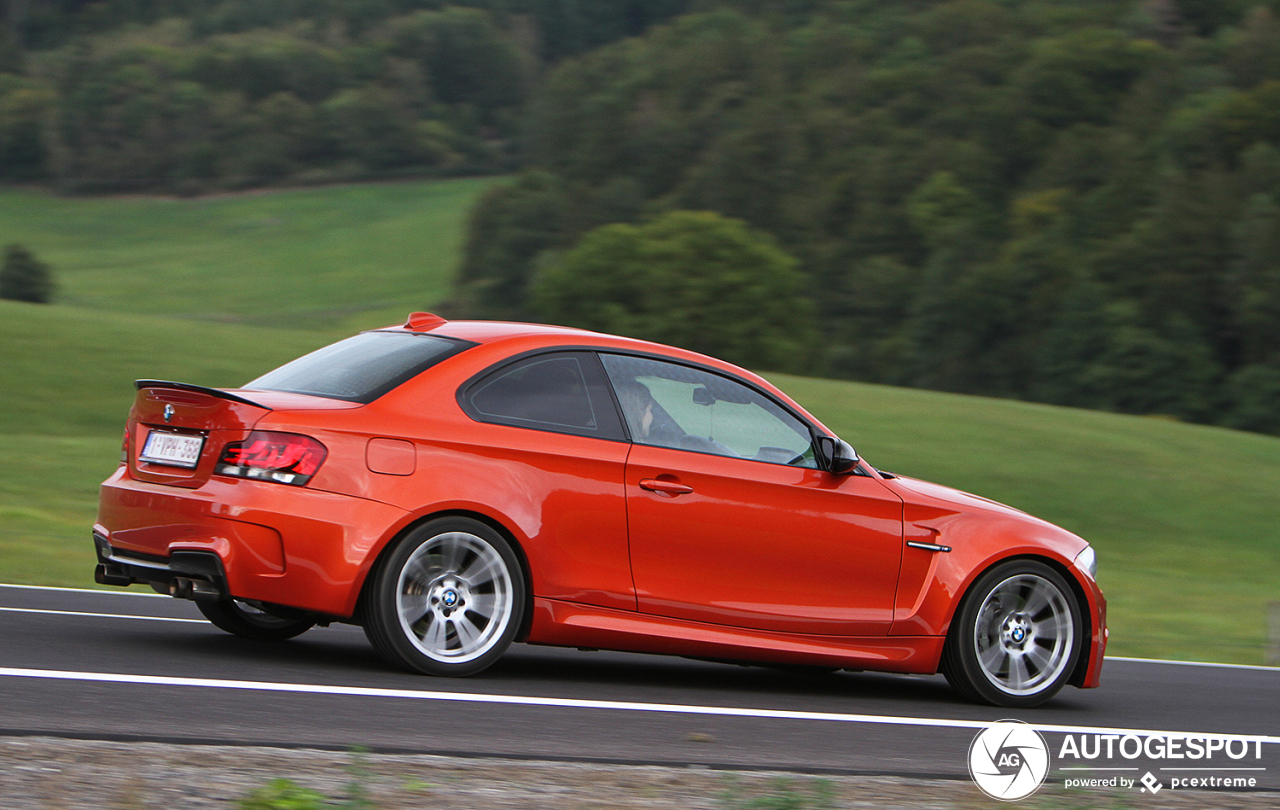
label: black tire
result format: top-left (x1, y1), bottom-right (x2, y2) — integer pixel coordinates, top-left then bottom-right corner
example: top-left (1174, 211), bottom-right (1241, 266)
top-left (196, 599), bottom-right (315, 641)
top-left (942, 560), bottom-right (1082, 708)
top-left (362, 517), bottom-right (525, 677)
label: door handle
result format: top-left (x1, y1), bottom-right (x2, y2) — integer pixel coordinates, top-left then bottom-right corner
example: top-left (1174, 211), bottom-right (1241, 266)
top-left (638, 478), bottom-right (694, 495)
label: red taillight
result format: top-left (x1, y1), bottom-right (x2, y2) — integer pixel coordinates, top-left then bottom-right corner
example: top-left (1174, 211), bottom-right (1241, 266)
top-left (216, 431), bottom-right (327, 486)
top-left (120, 428), bottom-right (130, 464)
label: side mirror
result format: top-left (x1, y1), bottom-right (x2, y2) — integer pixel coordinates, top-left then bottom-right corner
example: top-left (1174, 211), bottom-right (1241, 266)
top-left (815, 436), bottom-right (859, 474)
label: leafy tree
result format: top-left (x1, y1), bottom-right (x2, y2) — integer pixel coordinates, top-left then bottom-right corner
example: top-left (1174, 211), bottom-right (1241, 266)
top-left (1228, 193), bottom-right (1280, 366)
top-left (900, 171), bottom-right (995, 390)
top-left (0, 83), bottom-right (52, 179)
top-left (1223, 7), bottom-right (1280, 87)
top-left (385, 8), bottom-right (528, 114)
top-left (453, 170), bottom-right (569, 318)
top-left (1083, 314), bottom-right (1220, 421)
top-left (0, 243), bottom-right (54, 304)
top-left (522, 0), bottom-right (694, 62)
top-left (533, 210), bottom-right (815, 371)
top-left (1223, 363), bottom-right (1280, 434)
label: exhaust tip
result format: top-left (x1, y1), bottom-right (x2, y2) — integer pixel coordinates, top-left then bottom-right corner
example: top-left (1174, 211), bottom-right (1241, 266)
top-left (169, 576), bottom-right (223, 602)
top-left (188, 579), bottom-right (223, 602)
top-left (94, 564), bottom-right (133, 588)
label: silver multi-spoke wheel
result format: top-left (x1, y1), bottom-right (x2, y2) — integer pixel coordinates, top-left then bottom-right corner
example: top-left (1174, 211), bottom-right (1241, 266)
top-left (396, 531), bottom-right (514, 664)
top-left (364, 517), bottom-right (525, 677)
top-left (943, 560), bottom-right (1083, 707)
top-left (973, 574), bottom-right (1074, 696)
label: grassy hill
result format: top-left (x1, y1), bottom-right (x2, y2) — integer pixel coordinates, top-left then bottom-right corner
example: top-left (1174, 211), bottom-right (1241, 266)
top-left (1, 178), bottom-right (1276, 667)
top-left (0, 177), bottom-right (493, 332)
top-left (0, 302), bottom-right (331, 435)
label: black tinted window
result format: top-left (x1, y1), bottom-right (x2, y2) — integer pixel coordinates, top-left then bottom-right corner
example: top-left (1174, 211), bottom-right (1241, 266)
top-left (463, 353), bottom-right (624, 439)
top-left (245, 332), bottom-right (468, 403)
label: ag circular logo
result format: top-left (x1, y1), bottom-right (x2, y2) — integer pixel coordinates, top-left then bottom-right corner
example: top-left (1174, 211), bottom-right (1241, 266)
top-left (968, 720), bottom-right (1050, 801)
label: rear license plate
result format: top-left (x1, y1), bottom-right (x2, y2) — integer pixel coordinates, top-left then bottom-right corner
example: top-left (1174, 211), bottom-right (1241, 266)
top-left (139, 431), bottom-right (204, 468)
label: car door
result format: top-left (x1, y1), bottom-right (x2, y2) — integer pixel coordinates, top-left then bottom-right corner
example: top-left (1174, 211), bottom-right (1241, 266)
top-left (457, 350), bottom-right (635, 611)
top-left (600, 353), bottom-right (905, 637)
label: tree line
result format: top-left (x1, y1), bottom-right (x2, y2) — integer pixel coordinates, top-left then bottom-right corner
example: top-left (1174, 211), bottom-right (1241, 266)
top-left (454, 0), bottom-right (1280, 436)
top-left (0, 0), bottom-right (691, 190)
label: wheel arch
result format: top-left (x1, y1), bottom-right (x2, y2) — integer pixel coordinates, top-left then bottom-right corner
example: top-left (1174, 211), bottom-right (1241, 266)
top-left (354, 508), bottom-right (537, 642)
top-left (941, 553), bottom-right (1095, 687)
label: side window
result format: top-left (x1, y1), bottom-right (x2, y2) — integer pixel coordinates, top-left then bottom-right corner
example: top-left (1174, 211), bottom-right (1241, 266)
top-left (462, 352), bottom-right (625, 440)
top-left (599, 354), bottom-right (817, 467)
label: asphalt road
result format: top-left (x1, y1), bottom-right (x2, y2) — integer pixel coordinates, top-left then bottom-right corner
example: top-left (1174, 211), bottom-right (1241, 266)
top-left (1, 584), bottom-right (1276, 788)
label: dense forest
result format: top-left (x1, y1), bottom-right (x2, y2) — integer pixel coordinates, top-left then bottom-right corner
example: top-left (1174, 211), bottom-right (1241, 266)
top-left (0, 0), bottom-right (692, 189)
top-left (457, 0), bottom-right (1280, 435)
top-left (5, 1), bottom-right (1280, 434)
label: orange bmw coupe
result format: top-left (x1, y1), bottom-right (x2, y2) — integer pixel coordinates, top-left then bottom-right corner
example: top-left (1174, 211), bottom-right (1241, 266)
top-left (94, 313), bottom-right (1106, 707)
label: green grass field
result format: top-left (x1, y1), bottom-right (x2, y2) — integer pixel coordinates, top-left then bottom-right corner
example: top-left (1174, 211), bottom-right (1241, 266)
top-left (1, 178), bottom-right (1276, 666)
top-left (0, 177), bottom-right (492, 331)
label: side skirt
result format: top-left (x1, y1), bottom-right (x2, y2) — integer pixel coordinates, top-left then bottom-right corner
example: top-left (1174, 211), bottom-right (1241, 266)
top-left (527, 597), bottom-right (945, 674)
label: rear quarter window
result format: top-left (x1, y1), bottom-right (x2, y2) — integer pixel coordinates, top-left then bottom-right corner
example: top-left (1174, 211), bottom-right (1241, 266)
top-left (460, 352), bottom-right (625, 440)
top-left (244, 331), bottom-right (470, 403)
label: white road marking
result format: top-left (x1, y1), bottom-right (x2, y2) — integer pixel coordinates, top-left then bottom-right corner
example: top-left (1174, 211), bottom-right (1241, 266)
top-left (1106, 656), bottom-right (1280, 673)
top-left (0, 667), bottom-right (1276, 744)
top-left (0, 583), bottom-right (165, 598)
top-left (0, 606), bottom-right (205, 624)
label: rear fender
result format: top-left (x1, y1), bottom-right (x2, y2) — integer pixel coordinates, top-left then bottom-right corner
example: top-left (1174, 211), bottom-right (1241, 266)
top-left (353, 506), bottom-right (536, 641)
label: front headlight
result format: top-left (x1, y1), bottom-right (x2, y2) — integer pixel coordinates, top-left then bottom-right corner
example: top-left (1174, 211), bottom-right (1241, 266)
top-left (1074, 545), bottom-right (1097, 580)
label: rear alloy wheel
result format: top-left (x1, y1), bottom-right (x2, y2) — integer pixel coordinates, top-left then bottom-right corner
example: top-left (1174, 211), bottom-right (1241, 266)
top-left (197, 599), bottom-right (315, 641)
top-left (943, 560), bottom-right (1082, 707)
top-left (363, 517), bottom-right (524, 677)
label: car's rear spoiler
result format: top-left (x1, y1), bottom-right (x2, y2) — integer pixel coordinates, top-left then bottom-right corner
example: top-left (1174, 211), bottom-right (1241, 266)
top-left (134, 380), bottom-right (272, 410)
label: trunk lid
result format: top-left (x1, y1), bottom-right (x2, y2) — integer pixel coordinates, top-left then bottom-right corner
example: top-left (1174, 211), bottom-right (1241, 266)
top-left (125, 381), bottom-right (357, 488)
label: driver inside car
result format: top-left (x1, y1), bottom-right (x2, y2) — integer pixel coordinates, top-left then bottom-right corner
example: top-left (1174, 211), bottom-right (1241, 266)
top-left (614, 379), bottom-right (738, 456)
top-left (613, 380), bottom-right (686, 448)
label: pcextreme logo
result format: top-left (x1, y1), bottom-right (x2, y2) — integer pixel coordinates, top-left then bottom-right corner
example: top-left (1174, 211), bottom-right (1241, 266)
top-left (968, 720), bottom-right (1050, 801)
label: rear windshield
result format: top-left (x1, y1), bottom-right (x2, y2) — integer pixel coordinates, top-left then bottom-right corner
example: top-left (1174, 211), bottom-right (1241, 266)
top-left (244, 331), bottom-right (470, 403)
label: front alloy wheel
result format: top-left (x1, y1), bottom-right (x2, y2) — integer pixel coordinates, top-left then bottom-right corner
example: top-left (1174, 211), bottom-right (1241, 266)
top-left (943, 560), bottom-right (1083, 707)
top-left (363, 517), bottom-right (524, 676)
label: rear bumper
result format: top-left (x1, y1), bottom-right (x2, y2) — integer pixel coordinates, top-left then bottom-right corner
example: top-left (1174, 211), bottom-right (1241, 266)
top-left (95, 466), bottom-right (411, 616)
top-left (94, 534), bottom-right (227, 600)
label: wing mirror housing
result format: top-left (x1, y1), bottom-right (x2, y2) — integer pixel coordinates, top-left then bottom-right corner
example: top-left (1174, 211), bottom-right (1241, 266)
top-left (815, 436), bottom-right (859, 475)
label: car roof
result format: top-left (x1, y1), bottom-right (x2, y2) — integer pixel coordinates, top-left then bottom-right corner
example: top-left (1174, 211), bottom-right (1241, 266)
top-left (392, 319), bottom-right (742, 374)
top-left (426, 319), bottom-right (618, 344)
top-left (378, 316), bottom-right (818, 427)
